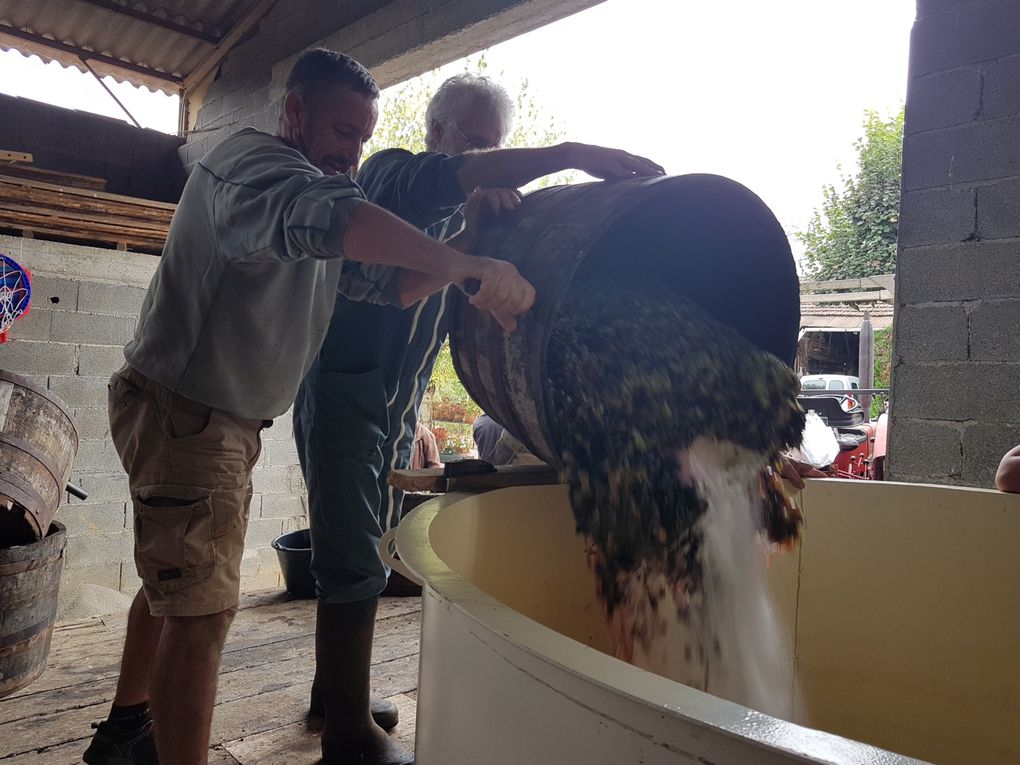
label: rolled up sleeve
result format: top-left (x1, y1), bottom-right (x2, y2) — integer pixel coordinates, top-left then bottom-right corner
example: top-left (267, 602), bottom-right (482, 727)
top-left (214, 145), bottom-right (368, 264)
top-left (338, 259), bottom-right (398, 305)
top-left (212, 139), bottom-right (399, 304)
top-left (279, 176), bottom-right (367, 260)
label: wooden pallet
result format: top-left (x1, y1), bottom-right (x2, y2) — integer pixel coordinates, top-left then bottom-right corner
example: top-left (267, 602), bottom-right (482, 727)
top-left (0, 174), bottom-right (173, 254)
top-left (0, 162), bottom-right (108, 191)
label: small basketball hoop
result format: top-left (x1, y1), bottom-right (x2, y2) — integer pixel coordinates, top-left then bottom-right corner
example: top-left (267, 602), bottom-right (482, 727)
top-left (0, 253), bottom-right (31, 343)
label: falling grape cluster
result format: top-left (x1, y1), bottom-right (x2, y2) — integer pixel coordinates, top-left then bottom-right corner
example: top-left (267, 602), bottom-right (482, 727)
top-left (546, 283), bottom-right (805, 618)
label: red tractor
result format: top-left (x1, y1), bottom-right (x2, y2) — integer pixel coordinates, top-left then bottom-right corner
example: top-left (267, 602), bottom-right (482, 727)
top-left (796, 394), bottom-right (888, 480)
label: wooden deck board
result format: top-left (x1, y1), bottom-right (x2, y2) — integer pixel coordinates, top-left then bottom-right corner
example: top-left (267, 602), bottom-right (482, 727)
top-left (222, 693), bottom-right (417, 765)
top-left (0, 591), bottom-right (422, 764)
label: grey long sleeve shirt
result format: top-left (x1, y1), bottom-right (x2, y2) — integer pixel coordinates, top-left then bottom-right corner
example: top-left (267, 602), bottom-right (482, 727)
top-left (125, 128), bottom-right (396, 419)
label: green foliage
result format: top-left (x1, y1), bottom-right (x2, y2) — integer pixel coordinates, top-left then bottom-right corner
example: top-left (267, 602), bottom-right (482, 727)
top-left (429, 343), bottom-right (481, 454)
top-left (430, 341), bottom-right (481, 419)
top-left (362, 74), bottom-right (431, 158)
top-left (870, 327), bottom-right (893, 419)
top-left (797, 109), bottom-right (904, 280)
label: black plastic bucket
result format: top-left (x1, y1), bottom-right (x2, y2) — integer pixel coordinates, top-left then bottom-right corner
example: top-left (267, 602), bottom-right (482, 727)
top-left (271, 528), bottom-right (316, 599)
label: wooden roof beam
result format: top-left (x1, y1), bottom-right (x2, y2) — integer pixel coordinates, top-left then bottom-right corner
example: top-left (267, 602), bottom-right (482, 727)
top-left (183, 0), bottom-right (276, 90)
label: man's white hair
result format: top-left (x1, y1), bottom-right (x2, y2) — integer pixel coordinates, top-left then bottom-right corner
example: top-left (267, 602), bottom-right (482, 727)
top-left (425, 74), bottom-right (515, 148)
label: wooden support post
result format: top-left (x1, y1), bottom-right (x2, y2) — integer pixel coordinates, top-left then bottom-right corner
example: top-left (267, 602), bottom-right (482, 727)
top-left (858, 312), bottom-right (875, 418)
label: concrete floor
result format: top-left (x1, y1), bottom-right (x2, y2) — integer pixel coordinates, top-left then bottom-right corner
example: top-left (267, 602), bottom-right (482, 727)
top-left (0, 591), bottom-right (421, 764)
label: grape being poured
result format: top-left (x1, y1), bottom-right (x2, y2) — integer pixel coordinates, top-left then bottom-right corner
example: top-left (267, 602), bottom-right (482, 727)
top-left (546, 283), bottom-right (804, 715)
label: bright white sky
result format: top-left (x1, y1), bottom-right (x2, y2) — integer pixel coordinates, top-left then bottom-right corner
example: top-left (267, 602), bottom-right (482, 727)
top-left (0, 0), bottom-right (914, 254)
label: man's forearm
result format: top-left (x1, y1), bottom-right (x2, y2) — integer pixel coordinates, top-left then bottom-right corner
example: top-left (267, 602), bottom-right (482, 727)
top-left (455, 144), bottom-right (574, 194)
top-left (389, 269), bottom-right (449, 308)
top-left (343, 202), bottom-right (466, 278)
top-left (444, 227), bottom-right (475, 254)
top-left (387, 227), bottom-right (478, 307)
top-left (343, 201), bottom-right (535, 324)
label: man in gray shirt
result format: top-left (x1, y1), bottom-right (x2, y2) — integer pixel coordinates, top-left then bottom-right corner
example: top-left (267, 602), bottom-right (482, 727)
top-left (84, 50), bottom-right (533, 765)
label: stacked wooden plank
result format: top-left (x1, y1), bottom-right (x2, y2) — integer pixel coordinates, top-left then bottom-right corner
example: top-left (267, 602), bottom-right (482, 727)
top-left (0, 162), bottom-right (109, 191)
top-left (0, 163), bottom-right (174, 254)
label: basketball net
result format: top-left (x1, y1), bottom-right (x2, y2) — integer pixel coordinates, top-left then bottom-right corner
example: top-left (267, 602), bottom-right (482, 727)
top-left (0, 254), bottom-right (31, 343)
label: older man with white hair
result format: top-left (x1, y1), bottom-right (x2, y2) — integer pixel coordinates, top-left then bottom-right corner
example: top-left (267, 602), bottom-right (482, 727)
top-left (294, 72), bottom-right (662, 764)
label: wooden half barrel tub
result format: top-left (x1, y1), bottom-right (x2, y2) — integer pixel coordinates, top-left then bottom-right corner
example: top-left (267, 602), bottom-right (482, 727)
top-left (0, 370), bottom-right (78, 698)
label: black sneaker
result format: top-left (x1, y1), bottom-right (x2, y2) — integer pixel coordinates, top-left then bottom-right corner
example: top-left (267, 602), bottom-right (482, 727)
top-left (82, 718), bottom-right (159, 765)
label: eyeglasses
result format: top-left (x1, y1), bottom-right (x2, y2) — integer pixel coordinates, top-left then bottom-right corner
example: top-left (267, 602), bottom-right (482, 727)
top-left (450, 122), bottom-right (498, 151)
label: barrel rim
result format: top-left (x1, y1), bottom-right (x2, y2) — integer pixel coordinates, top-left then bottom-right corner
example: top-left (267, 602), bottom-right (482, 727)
top-left (0, 520), bottom-right (67, 562)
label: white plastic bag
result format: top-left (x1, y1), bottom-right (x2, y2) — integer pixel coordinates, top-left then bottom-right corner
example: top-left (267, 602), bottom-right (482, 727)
top-left (794, 410), bottom-right (840, 468)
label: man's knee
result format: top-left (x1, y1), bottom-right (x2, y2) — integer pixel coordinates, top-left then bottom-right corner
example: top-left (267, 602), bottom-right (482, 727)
top-left (163, 607), bottom-right (237, 642)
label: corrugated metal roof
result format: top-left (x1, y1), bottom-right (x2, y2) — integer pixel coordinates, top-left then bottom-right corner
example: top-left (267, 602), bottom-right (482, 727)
top-left (0, 0), bottom-right (260, 94)
top-left (800, 303), bottom-right (894, 331)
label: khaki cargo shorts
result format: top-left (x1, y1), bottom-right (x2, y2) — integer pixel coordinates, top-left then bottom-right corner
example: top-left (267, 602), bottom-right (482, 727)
top-left (108, 365), bottom-right (266, 617)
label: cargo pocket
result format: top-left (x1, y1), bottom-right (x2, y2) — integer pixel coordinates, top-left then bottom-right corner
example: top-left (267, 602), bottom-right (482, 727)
top-left (163, 389), bottom-right (218, 442)
top-left (108, 372), bottom-right (154, 468)
top-left (164, 395), bottom-right (253, 476)
top-left (133, 486), bottom-right (215, 594)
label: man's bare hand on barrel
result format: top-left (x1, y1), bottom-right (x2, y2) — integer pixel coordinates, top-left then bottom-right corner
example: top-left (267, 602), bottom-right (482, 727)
top-left (566, 143), bottom-right (665, 180)
top-left (466, 186), bottom-right (522, 224)
top-left (455, 187), bottom-right (522, 250)
top-left (455, 257), bottom-right (535, 332)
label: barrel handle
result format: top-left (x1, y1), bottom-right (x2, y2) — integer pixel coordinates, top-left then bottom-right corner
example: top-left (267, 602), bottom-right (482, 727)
top-left (378, 527), bottom-right (422, 585)
top-left (66, 482), bottom-right (88, 501)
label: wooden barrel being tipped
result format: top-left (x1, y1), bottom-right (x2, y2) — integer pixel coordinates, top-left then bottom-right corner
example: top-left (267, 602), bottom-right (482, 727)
top-left (448, 174), bottom-right (800, 468)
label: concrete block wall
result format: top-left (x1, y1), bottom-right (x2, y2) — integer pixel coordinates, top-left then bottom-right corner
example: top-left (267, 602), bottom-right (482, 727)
top-left (183, 0), bottom-right (601, 167)
top-left (0, 93), bottom-right (185, 202)
top-left (0, 234), bottom-right (307, 595)
top-left (888, 0), bottom-right (1020, 486)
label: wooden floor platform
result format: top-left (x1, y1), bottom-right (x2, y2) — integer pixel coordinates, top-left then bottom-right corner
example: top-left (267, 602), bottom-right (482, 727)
top-left (0, 590), bottom-right (422, 764)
